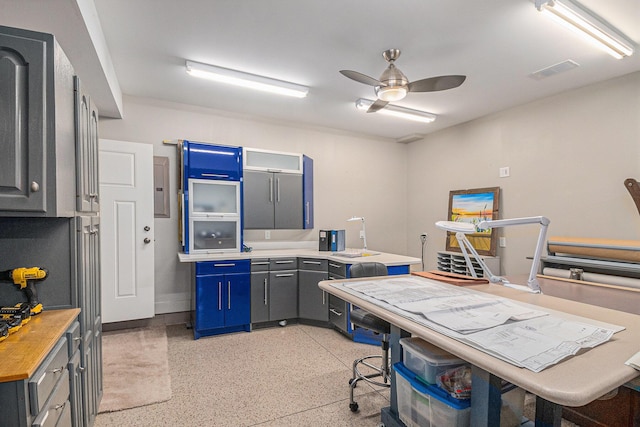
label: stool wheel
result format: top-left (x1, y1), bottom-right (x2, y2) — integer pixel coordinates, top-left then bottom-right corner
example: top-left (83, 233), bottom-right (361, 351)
top-left (349, 402), bottom-right (359, 412)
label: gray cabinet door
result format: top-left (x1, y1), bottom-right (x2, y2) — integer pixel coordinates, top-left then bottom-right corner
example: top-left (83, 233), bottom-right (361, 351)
top-left (74, 77), bottom-right (100, 213)
top-left (0, 32), bottom-right (46, 212)
top-left (250, 271), bottom-right (269, 323)
top-left (244, 170), bottom-right (275, 229)
top-left (298, 269), bottom-right (328, 321)
top-left (269, 270), bottom-right (298, 320)
top-left (274, 173), bottom-right (302, 229)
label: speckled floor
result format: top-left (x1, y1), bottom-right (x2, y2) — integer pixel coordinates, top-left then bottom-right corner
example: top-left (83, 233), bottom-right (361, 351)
top-left (94, 323), bottom-right (390, 427)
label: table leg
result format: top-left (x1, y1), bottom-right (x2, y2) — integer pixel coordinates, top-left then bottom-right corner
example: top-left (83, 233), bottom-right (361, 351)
top-left (470, 365), bottom-right (503, 427)
top-left (381, 324), bottom-right (410, 426)
top-left (535, 396), bottom-right (562, 427)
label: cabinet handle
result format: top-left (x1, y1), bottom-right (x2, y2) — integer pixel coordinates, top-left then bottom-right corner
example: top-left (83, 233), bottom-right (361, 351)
top-left (329, 263), bottom-right (341, 268)
top-left (275, 273), bottom-right (294, 278)
top-left (329, 308), bottom-right (343, 316)
top-left (322, 291), bottom-right (326, 305)
top-left (30, 181), bottom-right (40, 192)
top-left (269, 177), bottom-right (273, 202)
top-left (252, 261), bottom-right (269, 265)
top-left (276, 178), bottom-right (281, 202)
top-left (303, 260), bottom-right (321, 265)
top-left (202, 173), bottom-right (229, 178)
top-left (51, 366), bottom-right (64, 374)
top-left (218, 282), bottom-right (222, 311)
top-left (214, 263), bottom-right (235, 267)
top-left (227, 281), bottom-right (231, 310)
top-left (263, 279), bottom-right (268, 305)
top-left (275, 260), bottom-right (294, 264)
top-left (305, 202), bottom-right (310, 225)
top-left (53, 402), bottom-right (66, 411)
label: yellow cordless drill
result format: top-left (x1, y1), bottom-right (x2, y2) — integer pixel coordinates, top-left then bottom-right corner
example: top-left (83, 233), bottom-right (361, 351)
top-left (0, 267), bottom-right (48, 316)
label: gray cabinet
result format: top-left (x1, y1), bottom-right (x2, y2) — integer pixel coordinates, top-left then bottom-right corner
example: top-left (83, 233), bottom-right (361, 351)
top-left (0, 25), bottom-right (102, 427)
top-left (250, 258), bottom-right (298, 323)
top-left (76, 216), bottom-right (102, 426)
top-left (327, 261), bottom-right (351, 335)
top-left (0, 26), bottom-right (76, 217)
top-left (244, 170), bottom-right (303, 229)
top-left (298, 258), bottom-right (329, 322)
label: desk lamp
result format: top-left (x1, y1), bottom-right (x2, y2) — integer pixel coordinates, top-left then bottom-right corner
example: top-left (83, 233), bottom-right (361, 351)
top-left (435, 216), bottom-right (550, 293)
top-left (347, 216), bottom-right (367, 250)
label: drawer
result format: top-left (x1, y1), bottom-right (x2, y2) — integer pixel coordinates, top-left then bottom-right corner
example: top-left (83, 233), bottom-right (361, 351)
top-left (269, 258), bottom-right (297, 271)
top-left (65, 321), bottom-right (81, 356)
top-left (31, 369), bottom-right (70, 427)
top-left (298, 258), bottom-right (328, 271)
top-left (250, 258), bottom-right (270, 272)
top-left (29, 337), bottom-right (69, 416)
top-left (195, 259), bottom-right (250, 275)
top-left (328, 261), bottom-right (348, 278)
top-left (329, 294), bottom-right (349, 333)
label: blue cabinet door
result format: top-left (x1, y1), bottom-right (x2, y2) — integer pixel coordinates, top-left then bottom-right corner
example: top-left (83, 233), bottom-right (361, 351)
top-left (224, 273), bottom-right (251, 327)
top-left (195, 274), bottom-right (226, 330)
top-left (185, 141), bottom-right (242, 181)
top-left (303, 155), bottom-right (314, 229)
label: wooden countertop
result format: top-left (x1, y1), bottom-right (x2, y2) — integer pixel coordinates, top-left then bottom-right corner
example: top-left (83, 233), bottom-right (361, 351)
top-left (178, 248), bottom-right (421, 267)
top-left (319, 276), bottom-right (640, 407)
top-left (0, 308), bottom-right (80, 383)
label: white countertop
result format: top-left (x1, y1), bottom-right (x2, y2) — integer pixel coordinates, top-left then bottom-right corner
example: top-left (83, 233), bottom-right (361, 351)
top-left (178, 248), bottom-right (421, 267)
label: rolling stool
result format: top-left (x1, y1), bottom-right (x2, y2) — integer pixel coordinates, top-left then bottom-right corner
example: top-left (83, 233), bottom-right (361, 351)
top-left (348, 262), bottom-right (391, 412)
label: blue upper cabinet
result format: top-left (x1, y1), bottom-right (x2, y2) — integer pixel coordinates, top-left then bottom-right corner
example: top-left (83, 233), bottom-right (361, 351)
top-left (184, 140), bottom-right (243, 181)
top-left (303, 155), bottom-right (314, 229)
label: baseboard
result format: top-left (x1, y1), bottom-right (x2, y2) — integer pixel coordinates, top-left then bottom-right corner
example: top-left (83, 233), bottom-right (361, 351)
top-left (103, 311), bottom-right (190, 332)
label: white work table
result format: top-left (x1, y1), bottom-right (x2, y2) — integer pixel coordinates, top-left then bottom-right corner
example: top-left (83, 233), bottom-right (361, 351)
top-left (178, 248), bottom-right (421, 267)
top-left (319, 275), bottom-right (640, 426)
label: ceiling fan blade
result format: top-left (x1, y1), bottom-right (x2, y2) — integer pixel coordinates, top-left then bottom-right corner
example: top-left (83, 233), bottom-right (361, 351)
top-left (340, 70), bottom-right (381, 86)
top-left (367, 99), bottom-right (388, 113)
top-left (408, 75), bottom-right (466, 92)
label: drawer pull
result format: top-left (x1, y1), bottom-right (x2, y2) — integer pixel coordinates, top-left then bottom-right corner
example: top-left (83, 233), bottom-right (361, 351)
top-left (275, 273), bottom-right (294, 278)
top-left (303, 261), bottom-right (321, 265)
top-left (54, 402), bottom-right (66, 411)
top-left (50, 367), bottom-right (64, 374)
top-left (214, 263), bottom-right (235, 267)
top-left (252, 261), bottom-right (269, 265)
top-left (329, 263), bottom-right (341, 268)
top-left (275, 260), bottom-right (294, 264)
top-left (329, 309), bottom-right (343, 316)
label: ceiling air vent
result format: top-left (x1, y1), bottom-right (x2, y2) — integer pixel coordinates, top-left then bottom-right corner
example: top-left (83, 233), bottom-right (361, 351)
top-left (529, 60), bottom-right (579, 80)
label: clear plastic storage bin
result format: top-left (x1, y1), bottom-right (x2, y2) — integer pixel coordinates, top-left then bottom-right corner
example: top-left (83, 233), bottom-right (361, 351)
top-left (400, 337), bottom-right (467, 384)
top-left (395, 363), bottom-right (471, 427)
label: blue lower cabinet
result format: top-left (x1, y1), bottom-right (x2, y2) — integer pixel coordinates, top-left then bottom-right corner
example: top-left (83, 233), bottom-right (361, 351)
top-left (193, 260), bottom-right (251, 339)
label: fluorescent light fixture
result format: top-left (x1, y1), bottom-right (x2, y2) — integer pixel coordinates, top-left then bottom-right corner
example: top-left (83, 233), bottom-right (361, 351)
top-left (186, 60), bottom-right (309, 98)
top-left (355, 99), bottom-right (436, 123)
top-left (435, 216), bottom-right (551, 293)
top-left (535, 0), bottom-right (634, 59)
top-left (347, 216), bottom-right (367, 250)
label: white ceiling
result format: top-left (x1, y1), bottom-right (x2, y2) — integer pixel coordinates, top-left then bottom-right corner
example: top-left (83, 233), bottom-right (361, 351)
top-left (2, 0), bottom-right (639, 140)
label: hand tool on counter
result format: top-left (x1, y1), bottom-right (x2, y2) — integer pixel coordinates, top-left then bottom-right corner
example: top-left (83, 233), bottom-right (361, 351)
top-left (0, 267), bottom-right (48, 315)
top-left (0, 302), bottom-right (31, 334)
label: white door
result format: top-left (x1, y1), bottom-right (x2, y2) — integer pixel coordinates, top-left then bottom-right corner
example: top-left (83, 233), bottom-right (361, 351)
top-left (99, 139), bottom-right (155, 322)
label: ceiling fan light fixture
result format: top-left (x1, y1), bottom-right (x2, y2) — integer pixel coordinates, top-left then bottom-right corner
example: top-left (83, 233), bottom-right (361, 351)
top-left (534, 0), bottom-right (633, 59)
top-left (185, 60), bottom-right (309, 98)
top-left (355, 98), bottom-right (436, 123)
top-left (375, 85), bottom-right (408, 102)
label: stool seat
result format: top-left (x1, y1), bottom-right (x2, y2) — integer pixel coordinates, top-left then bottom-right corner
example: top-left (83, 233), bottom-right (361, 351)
top-left (350, 308), bottom-right (390, 335)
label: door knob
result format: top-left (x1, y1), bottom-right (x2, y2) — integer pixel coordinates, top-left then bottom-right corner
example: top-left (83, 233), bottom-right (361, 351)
top-left (144, 226), bottom-right (150, 231)
top-left (144, 238), bottom-right (151, 244)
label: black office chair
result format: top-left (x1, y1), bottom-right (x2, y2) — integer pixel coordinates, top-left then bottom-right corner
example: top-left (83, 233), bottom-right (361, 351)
top-left (348, 262), bottom-right (391, 412)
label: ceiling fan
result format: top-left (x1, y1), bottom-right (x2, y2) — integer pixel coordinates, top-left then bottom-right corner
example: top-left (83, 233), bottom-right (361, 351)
top-left (340, 49), bottom-right (466, 113)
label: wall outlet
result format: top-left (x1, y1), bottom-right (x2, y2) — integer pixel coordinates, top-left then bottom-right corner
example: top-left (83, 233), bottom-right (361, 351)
top-left (265, 230), bottom-right (271, 240)
top-left (359, 230), bottom-right (365, 239)
top-left (499, 166), bottom-right (510, 178)
top-left (499, 237), bottom-right (507, 247)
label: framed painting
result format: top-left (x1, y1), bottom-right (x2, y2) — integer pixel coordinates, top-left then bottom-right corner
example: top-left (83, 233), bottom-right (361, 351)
top-left (445, 187), bottom-right (500, 256)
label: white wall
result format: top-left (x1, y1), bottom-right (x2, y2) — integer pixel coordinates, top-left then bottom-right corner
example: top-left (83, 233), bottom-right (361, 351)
top-left (406, 71), bottom-right (640, 277)
top-left (98, 97), bottom-right (408, 314)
